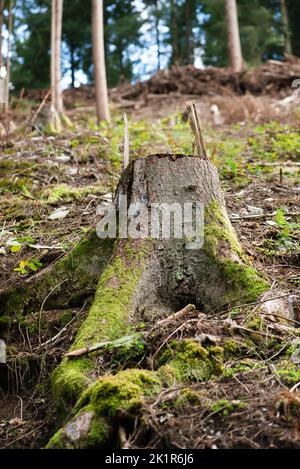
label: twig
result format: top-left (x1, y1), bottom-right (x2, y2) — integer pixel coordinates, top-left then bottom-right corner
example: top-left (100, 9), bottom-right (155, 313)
top-left (38, 279), bottom-right (68, 346)
top-left (123, 112), bottom-right (129, 169)
top-left (63, 333), bottom-right (140, 358)
top-left (156, 304), bottom-right (196, 326)
top-left (28, 89), bottom-right (51, 127)
top-left (290, 382), bottom-right (300, 393)
top-left (187, 102), bottom-right (208, 159)
top-left (37, 316), bottom-right (77, 349)
top-left (211, 292), bottom-right (294, 317)
top-left (4, 420), bottom-right (47, 448)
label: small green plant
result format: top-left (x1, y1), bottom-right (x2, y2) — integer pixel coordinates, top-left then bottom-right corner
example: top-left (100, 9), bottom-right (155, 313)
top-left (9, 236), bottom-right (34, 253)
top-left (14, 258), bottom-right (43, 276)
top-left (211, 399), bottom-right (247, 416)
top-left (275, 208), bottom-right (300, 251)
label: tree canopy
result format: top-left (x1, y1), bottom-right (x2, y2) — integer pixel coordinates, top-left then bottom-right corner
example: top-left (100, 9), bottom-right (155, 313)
top-left (2, 0), bottom-right (299, 90)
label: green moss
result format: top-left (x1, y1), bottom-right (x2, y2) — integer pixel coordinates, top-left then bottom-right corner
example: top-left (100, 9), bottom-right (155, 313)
top-left (211, 399), bottom-right (247, 416)
top-left (0, 315), bottom-right (10, 330)
top-left (46, 428), bottom-right (70, 449)
top-left (73, 239), bottom-right (151, 348)
top-left (223, 358), bottom-right (264, 378)
top-left (275, 359), bottom-right (300, 385)
top-left (175, 388), bottom-right (202, 407)
top-left (48, 369), bottom-right (159, 449)
top-left (42, 183), bottom-right (105, 204)
top-left (223, 339), bottom-right (243, 357)
top-left (46, 411), bottom-right (111, 449)
top-left (51, 239), bottom-right (152, 409)
top-left (204, 200), bottom-right (244, 258)
top-left (1, 231), bottom-right (113, 317)
top-left (222, 262), bottom-right (269, 303)
top-left (158, 340), bottom-right (224, 384)
top-left (203, 200), bottom-right (269, 304)
top-left (86, 416), bottom-right (110, 447)
top-left (0, 177), bottom-right (33, 194)
top-left (51, 358), bottom-right (94, 411)
top-left (245, 313), bottom-right (265, 331)
top-left (59, 310), bottom-right (74, 328)
top-left (75, 369), bottom-right (161, 418)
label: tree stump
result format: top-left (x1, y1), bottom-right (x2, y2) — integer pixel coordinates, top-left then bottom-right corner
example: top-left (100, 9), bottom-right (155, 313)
top-left (44, 154), bottom-right (269, 448)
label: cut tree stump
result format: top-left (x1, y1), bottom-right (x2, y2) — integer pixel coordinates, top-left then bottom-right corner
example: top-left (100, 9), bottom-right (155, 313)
top-left (43, 153), bottom-right (269, 448)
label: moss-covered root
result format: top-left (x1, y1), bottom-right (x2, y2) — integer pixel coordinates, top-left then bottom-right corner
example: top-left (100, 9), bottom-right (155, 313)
top-left (47, 369), bottom-right (161, 449)
top-left (157, 339), bottom-right (224, 384)
top-left (47, 340), bottom-right (224, 449)
top-left (0, 230), bottom-right (114, 316)
top-left (51, 239), bottom-right (152, 413)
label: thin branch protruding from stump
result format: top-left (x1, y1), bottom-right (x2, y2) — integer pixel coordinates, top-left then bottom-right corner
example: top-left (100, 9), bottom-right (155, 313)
top-left (188, 102), bottom-right (208, 160)
top-left (123, 112), bottom-right (129, 169)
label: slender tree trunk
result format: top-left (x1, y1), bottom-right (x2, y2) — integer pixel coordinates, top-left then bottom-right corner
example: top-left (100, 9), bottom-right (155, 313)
top-left (0, 0), bottom-right (4, 70)
top-left (55, 0), bottom-right (63, 113)
top-left (170, 0), bottom-right (179, 65)
top-left (225, 0), bottom-right (243, 73)
top-left (154, 0), bottom-right (161, 70)
top-left (70, 45), bottom-right (75, 88)
top-left (50, 0), bottom-right (64, 129)
top-left (184, 0), bottom-right (193, 65)
top-left (5, 0), bottom-right (13, 112)
top-left (280, 0), bottom-right (292, 55)
top-left (92, 0), bottom-right (110, 123)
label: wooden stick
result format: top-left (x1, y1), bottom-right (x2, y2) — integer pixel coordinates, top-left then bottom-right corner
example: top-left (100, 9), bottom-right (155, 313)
top-left (63, 333), bottom-right (139, 358)
top-left (188, 103), bottom-right (208, 159)
top-left (156, 304), bottom-right (196, 326)
top-left (29, 89), bottom-right (51, 126)
top-left (123, 112), bottom-right (129, 169)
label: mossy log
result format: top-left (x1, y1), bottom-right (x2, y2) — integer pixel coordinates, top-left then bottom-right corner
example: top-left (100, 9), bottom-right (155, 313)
top-left (44, 154), bottom-right (269, 448)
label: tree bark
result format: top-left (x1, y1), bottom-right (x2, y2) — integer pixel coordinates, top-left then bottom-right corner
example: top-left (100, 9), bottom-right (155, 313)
top-left (70, 45), bottom-right (75, 88)
top-left (4, 0), bottom-right (13, 113)
top-left (43, 154), bottom-right (269, 448)
top-left (50, 0), bottom-right (64, 130)
top-left (225, 0), bottom-right (243, 73)
top-left (0, 0), bottom-right (4, 71)
top-left (92, 0), bottom-right (110, 123)
top-left (170, 0), bottom-right (179, 65)
top-left (55, 0), bottom-right (63, 113)
top-left (280, 0), bottom-right (292, 55)
top-left (154, 0), bottom-right (161, 70)
top-left (184, 0), bottom-right (192, 65)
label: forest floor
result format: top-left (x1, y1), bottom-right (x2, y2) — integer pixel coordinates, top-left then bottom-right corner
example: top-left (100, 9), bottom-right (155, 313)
top-left (0, 85), bottom-right (300, 448)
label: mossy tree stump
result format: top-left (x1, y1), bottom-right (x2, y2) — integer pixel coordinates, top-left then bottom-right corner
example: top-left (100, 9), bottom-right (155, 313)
top-left (44, 153), bottom-right (268, 448)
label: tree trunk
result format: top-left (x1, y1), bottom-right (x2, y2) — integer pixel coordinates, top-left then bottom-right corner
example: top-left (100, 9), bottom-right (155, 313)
top-left (184, 0), bottom-right (192, 65)
top-left (55, 0), bottom-right (63, 113)
top-left (70, 45), bottom-right (75, 88)
top-left (50, 0), bottom-right (66, 131)
top-left (225, 0), bottom-right (243, 73)
top-left (170, 0), bottom-right (179, 65)
top-left (4, 0), bottom-right (13, 113)
top-left (280, 0), bottom-right (292, 55)
top-left (155, 0), bottom-right (161, 70)
top-left (0, 0), bottom-right (4, 71)
top-left (43, 154), bottom-right (269, 448)
top-left (92, 0), bottom-right (110, 123)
